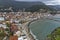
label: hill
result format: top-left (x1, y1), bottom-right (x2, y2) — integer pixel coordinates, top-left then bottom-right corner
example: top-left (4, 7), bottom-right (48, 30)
top-left (25, 5), bottom-right (55, 12)
top-left (48, 5), bottom-right (60, 11)
top-left (0, 0), bottom-right (55, 12)
top-left (0, 1), bottom-right (44, 9)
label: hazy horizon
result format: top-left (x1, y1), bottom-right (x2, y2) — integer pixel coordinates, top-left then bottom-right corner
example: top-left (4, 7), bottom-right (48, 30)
top-left (15, 0), bottom-right (60, 5)
top-left (0, 0), bottom-right (60, 5)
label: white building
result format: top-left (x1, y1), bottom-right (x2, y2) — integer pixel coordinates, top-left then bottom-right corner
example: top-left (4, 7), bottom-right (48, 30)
top-left (0, 24), bottom-right (7, 29)
top-left (0, 17), bottom-right (5, 21)
top-left (18, 36), bottom-right (27, 40)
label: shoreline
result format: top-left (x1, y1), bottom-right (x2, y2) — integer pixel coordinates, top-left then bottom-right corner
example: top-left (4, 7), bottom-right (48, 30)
top-left (27, 17), bottom-right (57, 40)
top-left (28, 18), bottom-right (39, 26)
top-left (27, 15), bottom-right (60, 40)
top-left (27, 18), bottom-right (40, 40)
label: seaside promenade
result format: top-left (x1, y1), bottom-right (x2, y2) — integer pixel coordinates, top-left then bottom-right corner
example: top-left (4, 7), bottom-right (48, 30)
top-left (22, 21), bottom-right (35, 40)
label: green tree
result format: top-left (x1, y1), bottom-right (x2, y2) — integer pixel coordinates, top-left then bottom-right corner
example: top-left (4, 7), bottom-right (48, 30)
top-left (47, 27), bottom-right (60, 40)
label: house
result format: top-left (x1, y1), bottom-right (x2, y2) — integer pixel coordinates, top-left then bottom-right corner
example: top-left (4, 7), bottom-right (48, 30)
top-left (9, 35), bottom-right (18, 40)
top-left (0, 27), bottom-right (4, 31)
top-left (15, 31), bottom-right (21, 37)
top-left (18, 36), bottom-right (27, 40)
top-left (0, 24), bottom-right (7, 29)
top-left (10, 23), bottom-right (18, 32)
top-left (0, 17), bottom-right (5, 21)
top-left (18, 37), bottom-right (23, 40)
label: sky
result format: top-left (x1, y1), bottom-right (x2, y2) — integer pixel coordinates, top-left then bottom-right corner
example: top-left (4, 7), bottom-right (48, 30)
top-left (15, 0), bottom-right (60, 5)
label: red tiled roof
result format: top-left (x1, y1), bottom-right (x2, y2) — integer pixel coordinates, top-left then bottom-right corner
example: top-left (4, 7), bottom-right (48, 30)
top-left (10, 25), bottom-right (18, 32)
top-left (9, 35), bottom-right (18, 40)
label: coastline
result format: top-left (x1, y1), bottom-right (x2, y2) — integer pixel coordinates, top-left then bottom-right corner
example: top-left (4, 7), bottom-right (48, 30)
top-left (27, 16), bottom-right (54, 40)
top-left (27, 18), bottom-right (40, 40)
top-left (27, 17), bottom-right (56, 40)
top-left (26, 15), bottom-right (60, 40)
top-left (28, 18), bottom-right (39, 26)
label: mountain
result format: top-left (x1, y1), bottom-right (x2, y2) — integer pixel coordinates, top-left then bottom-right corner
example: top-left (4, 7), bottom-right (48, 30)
top-left (0, 1), bottom-right (44, 9)
top-left (0, 0), bottom-right (55, 12)
top-left (25, 4), bottom-right (56, 12)
top-left (48, 5), bottom-right (60, 11)
top-left (0, 1), bottom-right (46, 11)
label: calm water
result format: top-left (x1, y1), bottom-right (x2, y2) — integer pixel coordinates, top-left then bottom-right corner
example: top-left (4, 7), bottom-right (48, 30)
top-left (29, 18), bottom-right (60, 40)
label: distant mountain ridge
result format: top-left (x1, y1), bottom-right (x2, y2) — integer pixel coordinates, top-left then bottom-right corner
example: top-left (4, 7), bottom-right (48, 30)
top-left (0, 1), bottom-right (44, 9)
top-left (48, 5), bottom-right (60, 11)
top-left (0, 0), bottom-right (56, 12)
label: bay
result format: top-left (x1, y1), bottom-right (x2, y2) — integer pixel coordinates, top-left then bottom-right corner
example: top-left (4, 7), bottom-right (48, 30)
top-left (29, 19), bottom-right (60, 40)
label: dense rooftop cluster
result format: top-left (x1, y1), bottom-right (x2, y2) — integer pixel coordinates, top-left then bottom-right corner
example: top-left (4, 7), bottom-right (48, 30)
top-left (0, 12), bottom-right (42, 40)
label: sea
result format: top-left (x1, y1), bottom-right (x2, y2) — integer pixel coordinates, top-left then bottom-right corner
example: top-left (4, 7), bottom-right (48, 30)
top-left (29, 14), bottom-right (60, 40)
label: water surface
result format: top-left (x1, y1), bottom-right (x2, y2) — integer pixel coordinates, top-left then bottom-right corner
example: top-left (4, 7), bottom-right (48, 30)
top-left (29, 19), bottom-right (60, 40)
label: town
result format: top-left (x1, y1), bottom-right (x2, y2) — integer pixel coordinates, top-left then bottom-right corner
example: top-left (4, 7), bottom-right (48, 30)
top-left (0, 6), bottom-right (60, 40)
top-left (1, 6), bottom-right (60, 39)
top-left (0, 0), bottom-right (60, 40)
top-left (0, 11), bottom-right (43, 40)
